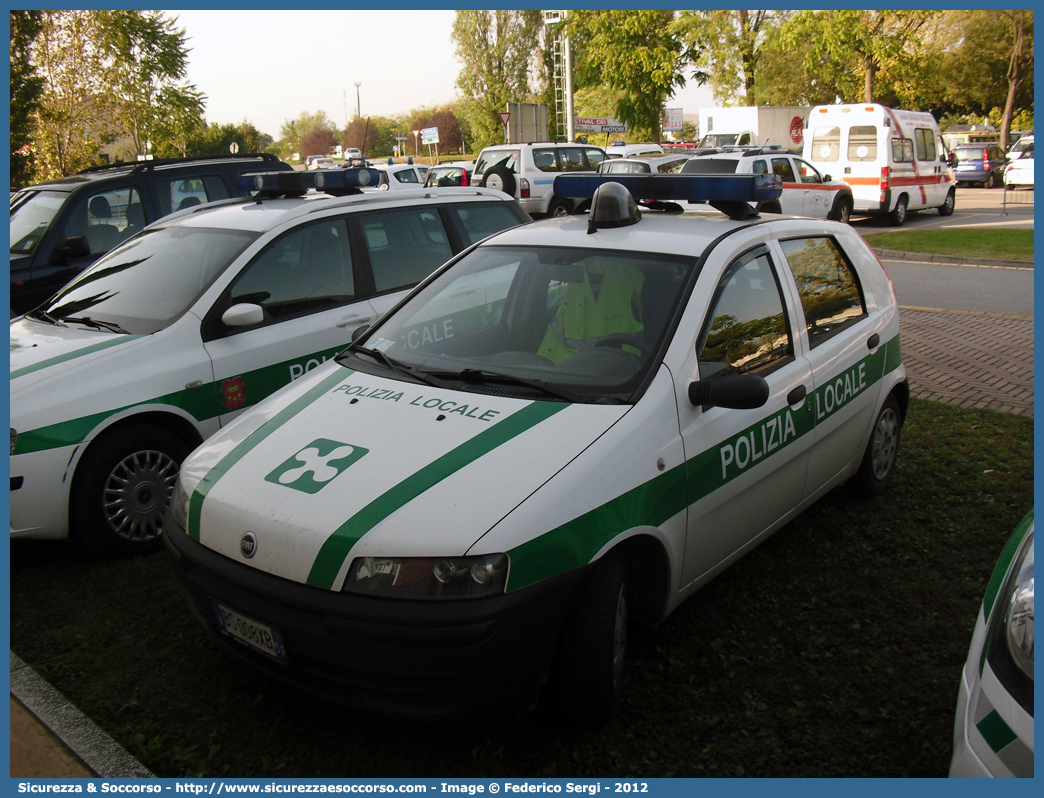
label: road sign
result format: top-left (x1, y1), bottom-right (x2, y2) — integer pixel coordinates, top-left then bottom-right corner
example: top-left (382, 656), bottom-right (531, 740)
top-left (574, 116), bottom-right (628, 134)
top-left (396, 133), bottom-right (408, 142)
top-left (499, 112), bottom-right (511, 127)
top-left (229, 141), bottom-right (239, 154)
top-left (421, 126), bottom-right (439, 145)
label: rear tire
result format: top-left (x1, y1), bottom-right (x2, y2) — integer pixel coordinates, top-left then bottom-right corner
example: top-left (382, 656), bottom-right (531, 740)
top-left (888, 196), bottom-right (908, 227)
top-left (547, 197), bottom-right (571, 218)
top-left (985, 173), bottom-right (996, 189)
top-left (551, 553), bottom-right (628, 726)
top-left (71, 423), bottom-right (191, 556)
top-left (852, 396), bottom-right (901, 498)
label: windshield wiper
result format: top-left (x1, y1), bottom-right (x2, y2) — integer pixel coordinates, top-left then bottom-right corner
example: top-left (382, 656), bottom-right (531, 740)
top-left (24, 308), bottom-right (67, 327)
top-left (60, 316), bottom-right (130, 334)
top-left (349, 346), bottom-right (452, 389)
top-left (426, 368), bottom-right (583, 404)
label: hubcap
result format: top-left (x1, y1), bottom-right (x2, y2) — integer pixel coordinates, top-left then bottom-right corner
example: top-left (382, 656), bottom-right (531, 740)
top-left (870, 408), bottom-right (899, 481)
top-left (485, 174), bottom-right (503, 191)
top-left (611, 582), bottom-right (628, 693)
top-left (551, 204), bottom-right (569, 218)
top-left (895, 203), bottom-right (906, 224)
top-left (103, 449), bottom-right (179, 542)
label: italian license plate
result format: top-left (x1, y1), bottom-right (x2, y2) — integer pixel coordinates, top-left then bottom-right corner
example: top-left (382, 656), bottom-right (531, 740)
top-left (212, 601), bottom-right (287, 663)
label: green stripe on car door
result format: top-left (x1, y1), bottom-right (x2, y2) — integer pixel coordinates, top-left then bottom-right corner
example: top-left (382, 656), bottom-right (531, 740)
top-left (306, 400), bottom-right (570, 589)
top-left (10, 336), bottom-right (142, 381)
top-left (188, 369), bottom-right (352, 540)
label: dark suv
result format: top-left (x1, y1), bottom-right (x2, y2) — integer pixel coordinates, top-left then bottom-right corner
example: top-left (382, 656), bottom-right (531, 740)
top-left (953, 144), bottom-right (1008, 188)
top-left (9, 153), bottom-right (294, 316)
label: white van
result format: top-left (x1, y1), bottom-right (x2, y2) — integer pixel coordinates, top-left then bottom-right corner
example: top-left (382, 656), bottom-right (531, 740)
top-left (803, 104), bottom-right (956, 225)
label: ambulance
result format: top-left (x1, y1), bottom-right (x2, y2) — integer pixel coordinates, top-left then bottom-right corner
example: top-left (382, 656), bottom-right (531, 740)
top-left (164, 173), bottom-right (909, 724)
top-left (803, 104), bottom-right (956, 225)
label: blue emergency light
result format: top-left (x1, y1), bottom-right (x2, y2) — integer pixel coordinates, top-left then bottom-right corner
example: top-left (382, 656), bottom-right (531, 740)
top-left (238, 168), bottom-right (377, 197)
top-left (554, 173), bottom-right (782, 217)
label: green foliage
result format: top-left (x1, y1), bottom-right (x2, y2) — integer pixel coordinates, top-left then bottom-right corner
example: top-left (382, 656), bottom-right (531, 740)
top-left (675, 11), bottom-right (780, 106)
top-left (452, 10), bottom-right (543, 151)
top-left (276, 110), bottom-right (337, 161)
top-left (180, 121), bottom-right (270, 160)
top-left (568, 11), bottom-right (690, 143)
top-left (10, 10), bottom-right (44, 188)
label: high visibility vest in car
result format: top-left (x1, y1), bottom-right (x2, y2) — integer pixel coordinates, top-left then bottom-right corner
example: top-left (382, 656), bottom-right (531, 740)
top-left (538, 264), bottom-right (645, 364)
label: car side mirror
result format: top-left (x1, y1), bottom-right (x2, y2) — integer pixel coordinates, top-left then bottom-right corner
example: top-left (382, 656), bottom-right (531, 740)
top-left (688, 374), bottom-right (770, 410)
top-left (51, 235), bottom-right (90, 263)
top-left (221, 303), bottom-right (264, 328)
top-left (350, 324), bottom-right (369, 342)
top-left (823, 174), bottom-right (832, 183)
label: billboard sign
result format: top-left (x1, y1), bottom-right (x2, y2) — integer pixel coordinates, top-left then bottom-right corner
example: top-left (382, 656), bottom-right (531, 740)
top-left (663, 107), bottom-right (683, 133)
top-left (574, 117), bottom-right (627, 134)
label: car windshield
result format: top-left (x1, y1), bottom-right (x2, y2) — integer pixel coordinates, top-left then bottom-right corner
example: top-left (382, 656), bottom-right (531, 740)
top-left (10, 190), bottom-right (68, 255)
top-left (345, 245), bottom-right (695, 403)
top-left (41, 226), bottom-right (258, 335)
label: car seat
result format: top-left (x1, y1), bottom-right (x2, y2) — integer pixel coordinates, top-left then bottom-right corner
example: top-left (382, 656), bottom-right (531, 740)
top-left (85, 196), bottom-right (121, 254)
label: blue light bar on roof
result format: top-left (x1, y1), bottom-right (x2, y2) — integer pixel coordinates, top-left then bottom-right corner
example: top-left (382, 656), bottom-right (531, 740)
top-left (237, 168), bottom-right (377, 195)
top-left (553, 173), bottom-right (783, 204)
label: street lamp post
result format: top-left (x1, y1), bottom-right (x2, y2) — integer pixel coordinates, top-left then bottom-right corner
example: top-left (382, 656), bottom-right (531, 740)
top-left (354, 81), bottom-right (362, 119)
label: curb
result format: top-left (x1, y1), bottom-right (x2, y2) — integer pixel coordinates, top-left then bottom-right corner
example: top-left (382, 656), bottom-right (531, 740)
top-left (871, 247), bottom-right (1032, 270)
top-left (10, 653), bottom-right (155, 778)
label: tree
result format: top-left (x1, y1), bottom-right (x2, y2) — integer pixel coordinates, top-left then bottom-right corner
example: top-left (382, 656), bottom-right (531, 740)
top-left (452, 10), bottom-right (542, 150)
top-left (151, 84), bottom-right (206, 157)
top-left (185, 121), bottom-right (269, 159)
top-left (676, 10), bottom-right (778, 106)
top-left (566, 11), bottom-right (691, 143)
top-left (408, 106), bottom-right (465, 153)
top-left (780, 11), bottom-right (938, 104)
top-left (998, 10), bottom-right (1034, 147)
top-left (277, 110), bottom-right (337, 161)
top-left (301, 127), bottom-right (337, 159)
top-left (10, 10), bottom-right (44, 188)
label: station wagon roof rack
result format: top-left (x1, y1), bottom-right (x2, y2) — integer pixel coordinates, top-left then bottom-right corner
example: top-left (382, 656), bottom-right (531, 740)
top-left (76, 152), bottom-right (283, 176)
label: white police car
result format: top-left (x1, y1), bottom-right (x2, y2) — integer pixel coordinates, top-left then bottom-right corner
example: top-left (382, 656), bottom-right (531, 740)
top-left (950, 510), bottom-right (1034, 777)
top-left (682, 147), bottom-right (855, 223)
top-left (163, 173), bottom-right (908, 724)
top-left (364, 159), bottom-right (426, 192)
top-left (10, 169), bottom-right (528, 554)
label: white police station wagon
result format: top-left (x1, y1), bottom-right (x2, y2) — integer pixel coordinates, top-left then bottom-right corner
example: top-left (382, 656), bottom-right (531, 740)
top-left (950, 510), bottom-right (1034, 778)
top-left (10, 169), bottom-right (528, 554)
top-left (163, 173), bottom-right (909, 724)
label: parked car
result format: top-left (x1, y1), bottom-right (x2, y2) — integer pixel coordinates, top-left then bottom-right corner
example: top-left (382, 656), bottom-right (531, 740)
top-left (423, 161), bottom-right (475, 189)
top-left (953, 144), bottom-right (1008, 188)
top-left (9, 154), bottom-right (294, 317)
top-left (10, 169), bottom-right (529, 555)
top-left (306, 157), bottom-right (337, 171)
top-left (682, 146), bottom-right (855, 222)
top-left (364, 161), bottom-right (426, 191)
top-left (472, 143), bottom-right (607, 218)
top-left (603, 142), bottom-right (665, 160)
top-left (1004, 144), bottom-right (1034, 189)
top-left (343, 148), bottom-right (363, 162)
top-left (598, 155), bottom-right (692, 175)
top-left (163, 173), bottom-right (908, 724)
top-left (1007, 134), bottom-right (1034, 160)
top-left (949, 510), bottom-right (1034, 777)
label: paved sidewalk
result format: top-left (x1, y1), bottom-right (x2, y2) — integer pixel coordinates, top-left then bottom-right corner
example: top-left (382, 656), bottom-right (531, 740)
top-left (899, 307), bottom-right (1034, 416)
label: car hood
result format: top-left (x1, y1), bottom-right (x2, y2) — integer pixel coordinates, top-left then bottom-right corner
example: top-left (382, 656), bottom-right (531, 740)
top-left (10, 318), bottom-right (145, 390)
top-left (181, 363), bottom-right (629, 590)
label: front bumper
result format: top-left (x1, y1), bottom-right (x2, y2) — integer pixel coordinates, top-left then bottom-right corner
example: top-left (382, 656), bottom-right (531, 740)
top-left (10, 445), bottom-right (78, 539)
top-left (164, 521), bottom-right (587, 719)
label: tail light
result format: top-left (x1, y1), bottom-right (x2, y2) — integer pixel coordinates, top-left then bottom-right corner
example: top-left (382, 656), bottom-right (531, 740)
top-left (880, 166), bottom-right (889, 203)
top-left (461, 169), bottom-right (469, 187)
top-left (983, 148), bottom-right (990, 171)
top-left (520, 178), bottom-right (530, 199)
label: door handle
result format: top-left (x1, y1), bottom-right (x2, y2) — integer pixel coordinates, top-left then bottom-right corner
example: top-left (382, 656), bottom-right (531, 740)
top-left (336, 313), bottom-right (375, 329)
top-left (787, 385), bottom-right (806, 405)
top-left (867, 333), bottom-right (880, 350)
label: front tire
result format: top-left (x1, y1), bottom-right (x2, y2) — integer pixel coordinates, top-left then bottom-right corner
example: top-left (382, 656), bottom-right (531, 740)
top-left (71, 424), bottom-right (191, 555)
top-left (829, 195), bottom-right (853, 224)
top-left (938, 188), bottom-right (955, 216)
top-left (852, 396), bottom-right (901, 498)
top-left (888, 195), bottom-right (908, 227)
top-left (551, 553), bottom-right (628, 726)
top-left (547, 196), bottom-right (571, 218)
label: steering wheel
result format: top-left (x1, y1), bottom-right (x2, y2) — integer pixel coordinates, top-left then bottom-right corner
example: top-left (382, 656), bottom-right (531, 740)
top-left (590, 333), bottom-right (644, 352)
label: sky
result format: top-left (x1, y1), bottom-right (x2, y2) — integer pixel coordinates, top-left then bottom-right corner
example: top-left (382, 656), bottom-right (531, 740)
top-left (169, 10), bottom-right (715, 139)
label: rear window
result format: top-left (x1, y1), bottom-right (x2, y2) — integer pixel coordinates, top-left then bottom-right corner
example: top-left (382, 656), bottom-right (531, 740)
top-left (847, 126), bottom-right (878, 162)
top-left (680, 158), bottom-right (739, 175)
top-left (955, 148), bottom-right (986, 161)
top-left (811, 126), bottom-right (840, 162)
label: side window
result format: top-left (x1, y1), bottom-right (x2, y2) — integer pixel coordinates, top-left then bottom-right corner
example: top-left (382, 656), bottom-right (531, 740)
top-left (914, 128), bottom-right (937, 161)
top-left (752, 159), bottom-right (769, 175)
top-left (795, 159), bottom-right (823, 183)
top-left (229, 219), bottom-right (354, 323)
top-left (159, 174), bottom-right (230, 216)
top-left (62, 186), bottom-right (144, 255)
top-left (847, 125), bottom-right (878, 162)
top-left (362, 207), bottom-right (453, 293)
top-left (697, 249), bottom-right (793, 379)
top-left (810, 126), bottom-right (840, 162)
top-left (658, 159), bottom-right (686, 174)
top-left (452, 203), bottom-right (522, 247)
top-left (584, 148), bottom-right (605, 169)
top-left (771, 157), bottom-right (796, 182)
top-left (737, 133), bottom-right (752, 146)
top-left (559, 148), bottom-right (587, 172)
top-left (779, 237), bottom-right (867, 349)
top-left (394, 169), bottom-right (420, 184)
top-left (532, 148), bottom-right (558, 172)
top-left (891, 138), bottom-right (914, 163)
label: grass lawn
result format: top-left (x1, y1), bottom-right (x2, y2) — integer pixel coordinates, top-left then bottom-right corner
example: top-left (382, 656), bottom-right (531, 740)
top-left (10, 399), bottom-right (1033, 778)
top-left (862, 228), bottom-right (1035, 262)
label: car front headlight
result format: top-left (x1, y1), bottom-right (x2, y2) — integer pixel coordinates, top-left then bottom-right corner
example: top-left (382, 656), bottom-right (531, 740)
top-left (167, 474), bottom-right (191, 534)
top-left (1004, 533), bottom-right (1034, 680)
top-left (342, 554), bottom-right (507, 599)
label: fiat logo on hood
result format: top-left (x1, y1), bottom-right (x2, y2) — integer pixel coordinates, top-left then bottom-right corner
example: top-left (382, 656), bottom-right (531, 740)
top-left (240, 532), bottom-right (258, 559)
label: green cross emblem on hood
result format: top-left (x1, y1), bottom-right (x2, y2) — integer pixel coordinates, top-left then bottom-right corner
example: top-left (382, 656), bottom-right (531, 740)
top-left (265, 438), bottom-right (368, 494)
